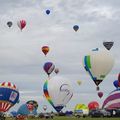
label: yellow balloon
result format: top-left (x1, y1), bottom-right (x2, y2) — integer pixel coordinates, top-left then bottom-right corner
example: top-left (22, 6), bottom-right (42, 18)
top-left (77, 80), bottom-right (81, 85)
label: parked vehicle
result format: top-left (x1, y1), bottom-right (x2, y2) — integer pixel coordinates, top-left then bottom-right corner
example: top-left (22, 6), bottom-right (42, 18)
top-left (89, 109), bottom-right (111, 117)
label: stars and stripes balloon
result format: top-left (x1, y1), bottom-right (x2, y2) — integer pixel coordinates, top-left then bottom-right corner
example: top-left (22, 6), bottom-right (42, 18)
top-left (0, 82), bottom-right (19, 112)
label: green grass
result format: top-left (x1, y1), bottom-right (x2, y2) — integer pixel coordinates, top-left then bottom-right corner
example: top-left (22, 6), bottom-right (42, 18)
top-left (5, 116), bottom-right (120, 120)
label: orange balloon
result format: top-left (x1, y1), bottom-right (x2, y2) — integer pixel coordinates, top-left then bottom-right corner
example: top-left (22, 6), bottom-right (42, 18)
top-left (42, 46), bottom-right (49, 56)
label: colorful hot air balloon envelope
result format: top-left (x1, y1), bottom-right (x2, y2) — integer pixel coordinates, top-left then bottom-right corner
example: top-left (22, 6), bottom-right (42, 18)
top-left (46, 10), bottom-right (50, 15)
top-left (118, 73), bottom-right (120, 82)
top-left (17, 20), bottom-right (26, 31)
top-left (83, 49), bottom-right (114, 90)
top-left (7, 21), bottom-right (12, 28)
top-left (102, 88), bottom-right (120, 110)
top-left (26, 100), bottom-right (38, 110)
top-left (17, 104), bottom-right (37, 115)
top-left (103, 41), bottom-right (114, 50)
top-left (98, 92), bottom-right (103, 98)
top-left (27, 103), bottom-right (34, 113)
top-left (113, 80), bottom-right (120, 88)
top-left (74, 104), bottom-right (89, 115)
top-left (54, 68), bottom-right (59, 74)
top-left (42, 46), bottom-right (49, 56)
top-left (43, 62), bottom-right (55, 76)
top-left (43, 76), bottom-right (73, 112)
top-left (73, 25), bottom-right (79, 32)
top-left (88, 101), bottom-right (99, 110)
top-left (77, 80), bottom-right (82, 85)
top-left (0, 82), bottom-right (19, 112)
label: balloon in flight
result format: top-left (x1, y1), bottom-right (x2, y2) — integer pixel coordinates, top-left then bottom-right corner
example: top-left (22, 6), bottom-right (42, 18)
top-left (46, 10), bottom-right (50, 15)
top-left (98, 92), bottom-right (103, 98)
top-left (54, 68), bottom-right (59, 74)
top-left (43, 62), bottom-right (55, 77)
top-left (83, 49), bottom-right (114, 90)
top-left (42, 46), bottom-right (49, 56)
top-left (103, 41), bottom-right (114, 50)
top-left (73, 25), bottom-right (79, 32)
top-left (7, 21), bottom-right (12, 28)
top-left (17, 20), bottom-right (26, 31)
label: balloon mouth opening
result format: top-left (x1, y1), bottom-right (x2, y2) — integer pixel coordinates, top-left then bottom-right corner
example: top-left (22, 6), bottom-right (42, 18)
top-left (54, 106), bottom-right (64, 113)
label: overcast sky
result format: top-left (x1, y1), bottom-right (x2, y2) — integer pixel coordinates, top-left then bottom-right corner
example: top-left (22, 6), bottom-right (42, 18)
top-left (0, 0), bottom-right (120, 113)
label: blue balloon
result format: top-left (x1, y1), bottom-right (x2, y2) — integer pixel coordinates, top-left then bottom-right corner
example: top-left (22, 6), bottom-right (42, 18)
top-left (17, 104), bottom-right (37, 115)
top-left (46, 10), bottom-right (50, 15)
top-left (73, 25), bottom-right (79, 32)
top-left (113, 80), bottom-right (120, 88)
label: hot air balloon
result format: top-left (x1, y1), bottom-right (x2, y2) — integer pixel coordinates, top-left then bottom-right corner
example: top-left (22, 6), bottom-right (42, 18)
top-left (7, 21), bottom-right (12, 28)
top-left (118, 73), bottom-right (120, 82)
top-left (26, 100), bottom-right (38, 110)
top-left (74, 104), bottom-right (89, 116)
top-left (43, 62), bottom-right (55, 77)
top-left (113, 80), bottom-right (120, 88)
top-left (46, 10), bottom-right (50, 15)
top-left (83, 49), bottom-right (114, 91)
top-left (103, 41), bottom-right (114, 50)
top-left (54, 68), bottom-right (59, 74)
top-left (88, 101), bottom-right (99, 110)
top-left (98, 92), bottom-right (103, 98)
top-left (102, 88), bottom-right (120, 110)
top-left (0, 82), bottom-right (19, 112)
top-left (17, 20), bottom-right (26, 31)
top-left (77, 80), bottom-right (81, 85)
top-left (17, 103), bottom-right (37, 115)
top-left (43, 105), bottom-right (47, 111)
top-left (43, 76), bottom-right (73, 112)
top-left (42, 46), bottom-right (49, 56)
top-left (73, 25), bottom-right (79, 32)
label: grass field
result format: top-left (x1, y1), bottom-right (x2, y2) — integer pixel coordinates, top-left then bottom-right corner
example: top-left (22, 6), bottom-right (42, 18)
top-left (5, 116), bottom-right (120, 120)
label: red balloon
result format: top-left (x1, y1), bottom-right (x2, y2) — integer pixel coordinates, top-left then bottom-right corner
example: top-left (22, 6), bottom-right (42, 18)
top-left (88, 101), bottom-right (99, 110)
top-left (98, 92), bottom-right (103, 98)
top-left (17, 20), bottom-right (26, 31)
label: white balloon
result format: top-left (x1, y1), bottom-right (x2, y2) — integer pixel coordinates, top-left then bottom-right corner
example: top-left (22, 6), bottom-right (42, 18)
top-left (83, 49), bottom-right (114, 86)
top-left (44, 76), bottom-right (73, 111)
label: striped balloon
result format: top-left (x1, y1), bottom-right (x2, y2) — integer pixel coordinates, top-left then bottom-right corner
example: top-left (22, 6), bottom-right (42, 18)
top-left (0, 82), bottom-right (19, 112)
top-left (0, 82), bottom-right (17, 90)
top-left (17, 20), bottom-right (26, 31)
top-left (102, 88), bottom-right (120, 109)
top-left (43, 62), bottom-right (55, 77)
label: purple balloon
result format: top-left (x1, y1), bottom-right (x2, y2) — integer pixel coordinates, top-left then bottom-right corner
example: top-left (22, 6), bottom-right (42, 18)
top-left (43, 62), bottom-right (55, 76)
